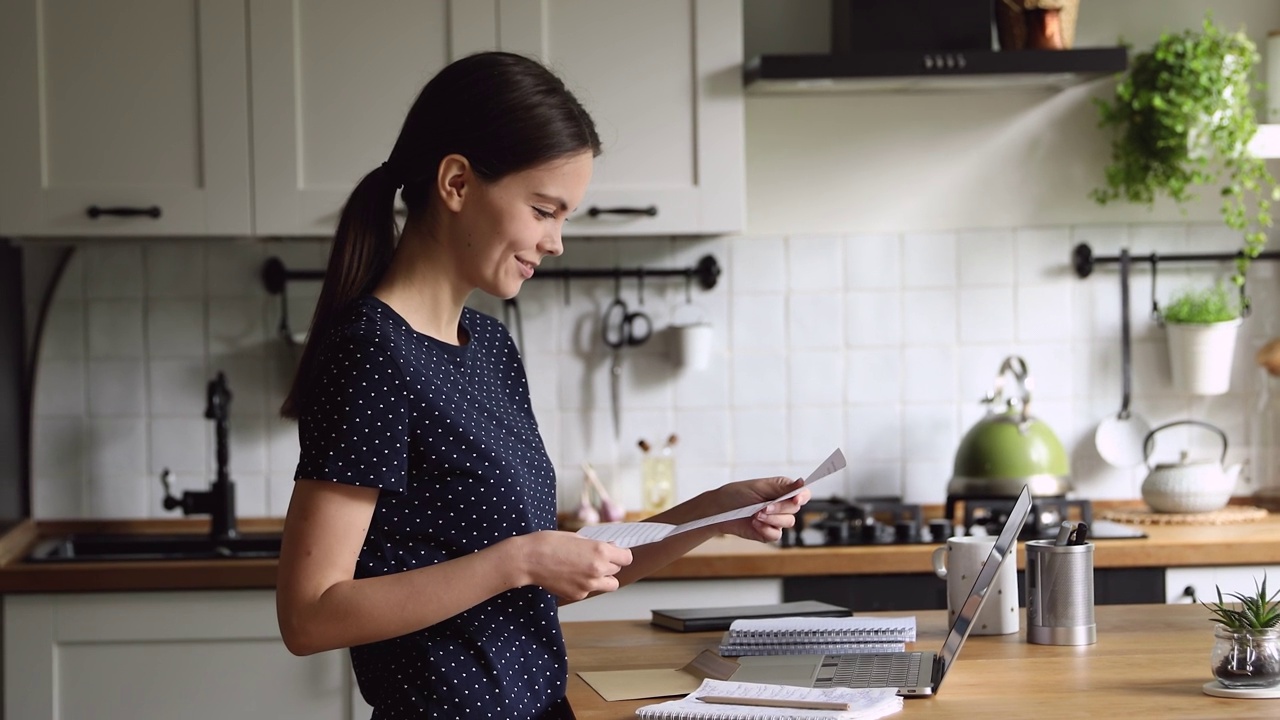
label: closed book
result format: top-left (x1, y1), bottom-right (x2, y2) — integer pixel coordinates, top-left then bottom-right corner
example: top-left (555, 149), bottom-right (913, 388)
top-left (650, 601), bottom-right (852, 633)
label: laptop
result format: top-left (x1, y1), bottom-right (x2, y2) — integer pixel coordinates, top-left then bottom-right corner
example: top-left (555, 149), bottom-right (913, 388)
top-left (730, 485), bottom-right (1032, 698)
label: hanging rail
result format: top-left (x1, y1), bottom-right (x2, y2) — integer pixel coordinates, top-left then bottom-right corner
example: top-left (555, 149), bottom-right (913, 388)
top-left (1072, 242), bottom-right (1280, 278)
top-left (262, 254), bottom-right (722, 294)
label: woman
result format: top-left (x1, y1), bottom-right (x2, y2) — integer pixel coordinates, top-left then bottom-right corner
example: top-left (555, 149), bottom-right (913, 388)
top-left (275, 51), bottom-right (810, 719)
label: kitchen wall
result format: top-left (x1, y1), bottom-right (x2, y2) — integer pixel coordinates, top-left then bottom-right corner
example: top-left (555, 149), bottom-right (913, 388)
top-left (25, 0), bottom-right (1280, 518)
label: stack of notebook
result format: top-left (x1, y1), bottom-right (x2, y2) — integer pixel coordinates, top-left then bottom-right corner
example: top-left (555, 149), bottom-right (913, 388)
top-left (718, 616), bottom-right (917, 657)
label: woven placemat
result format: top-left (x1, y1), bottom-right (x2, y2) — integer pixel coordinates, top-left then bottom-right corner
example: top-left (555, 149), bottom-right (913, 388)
top-left (1098, 505), bottom-right (1269, 525)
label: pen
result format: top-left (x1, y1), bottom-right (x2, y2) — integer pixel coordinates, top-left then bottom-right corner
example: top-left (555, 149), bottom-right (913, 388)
top-left (1053, 521), bottom-right (1074, 546)
top-left (1070, 522), bottom-right (1089, 546)
top-left (696, 695), bottom-right (850, 711)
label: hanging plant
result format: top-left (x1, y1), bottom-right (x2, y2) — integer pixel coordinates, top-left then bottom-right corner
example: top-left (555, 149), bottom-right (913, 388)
top-left (1091, 15), bottom-right (1279, 284)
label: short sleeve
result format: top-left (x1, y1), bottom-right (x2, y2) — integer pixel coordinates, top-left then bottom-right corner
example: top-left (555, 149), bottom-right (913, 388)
top-left (295, 332), bottom-right (409, 493)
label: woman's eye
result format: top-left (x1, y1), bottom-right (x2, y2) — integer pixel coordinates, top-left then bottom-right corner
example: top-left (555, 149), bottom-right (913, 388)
top-left (532, 207), bottom-right (555, 220)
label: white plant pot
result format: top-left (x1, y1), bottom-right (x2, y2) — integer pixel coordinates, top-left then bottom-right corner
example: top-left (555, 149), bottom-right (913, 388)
top-left (1165, 319), bottom-right (1242, 395)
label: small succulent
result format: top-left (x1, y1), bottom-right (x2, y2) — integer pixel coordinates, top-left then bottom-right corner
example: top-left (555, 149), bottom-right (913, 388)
top-left (1203, 574), bottom-right (1280, 632)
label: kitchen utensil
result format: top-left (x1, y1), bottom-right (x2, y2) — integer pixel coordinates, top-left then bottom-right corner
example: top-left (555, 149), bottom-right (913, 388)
top-left (602, 296), bottom-right (652, 440)
top-left (1096, 249), bottom-right (1152, 467)
top-left (574, 481), bottom-right (600, 527)
top-left (949, 356), bottom-right (1071, 497)
top-left (582, 462), bottom-right (626, 522)
top-left (1140, 420), bottom-right (1242, 513)
top-left (1026, 539), bottom-right (1096, 646)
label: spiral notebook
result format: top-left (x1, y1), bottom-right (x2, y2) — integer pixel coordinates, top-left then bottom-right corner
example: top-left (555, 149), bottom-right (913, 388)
top-left (637, 679), bottom-right (903, 720)
top-left (719, 616), bottom-right (915, 656)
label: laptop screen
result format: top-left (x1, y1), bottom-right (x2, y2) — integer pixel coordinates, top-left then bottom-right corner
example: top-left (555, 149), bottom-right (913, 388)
top-left (933, 485), bottom-right (1032, 689)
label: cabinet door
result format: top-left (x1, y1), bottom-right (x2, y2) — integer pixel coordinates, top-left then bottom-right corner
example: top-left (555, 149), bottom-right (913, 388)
top-left (4, 591), bottom-right (361, 720)
top-left (249, 0), bottom-right (498, 236)
top-left (0, 0), bottom-right (252, 236)
top-left (498, 0), bottom-right (744, 236)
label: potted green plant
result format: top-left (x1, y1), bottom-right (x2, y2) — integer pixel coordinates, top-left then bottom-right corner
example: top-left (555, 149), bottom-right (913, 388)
top-left (1162, 282), bottom-right (1242, 394)
top-left (1203, 574), bottom-right (1280, 689)
top-left (1091, 15), bottom-right (1279, 284)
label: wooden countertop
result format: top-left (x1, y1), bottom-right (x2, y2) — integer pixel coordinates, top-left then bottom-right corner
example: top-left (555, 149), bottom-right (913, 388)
top-left (1, 510), bottom-right (1278, 593)
top-left (564, 604), bottom-right (1279, 719)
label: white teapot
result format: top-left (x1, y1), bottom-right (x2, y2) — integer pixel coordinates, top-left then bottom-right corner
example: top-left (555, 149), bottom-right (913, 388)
top-left (1141, 420), bottom-right (1243, 513)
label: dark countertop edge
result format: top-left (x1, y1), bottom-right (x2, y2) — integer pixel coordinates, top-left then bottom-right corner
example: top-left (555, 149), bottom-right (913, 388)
top-left (5, 510), bottom-right (1280, 593)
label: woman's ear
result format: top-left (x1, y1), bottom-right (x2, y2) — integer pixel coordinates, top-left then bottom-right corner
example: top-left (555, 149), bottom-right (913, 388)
top-left (436, 154), bottom-right (471, 212)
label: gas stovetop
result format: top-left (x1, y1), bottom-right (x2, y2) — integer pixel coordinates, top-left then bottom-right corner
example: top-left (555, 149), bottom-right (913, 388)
top-left (779, 495), bottom-right (1145, 548)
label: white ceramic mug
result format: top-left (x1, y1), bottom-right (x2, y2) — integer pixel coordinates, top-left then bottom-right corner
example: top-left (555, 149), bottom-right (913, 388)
top-left (931, 535), bottom-right (1019, 635)
top-left (671, 322), bottom-right (713, 371)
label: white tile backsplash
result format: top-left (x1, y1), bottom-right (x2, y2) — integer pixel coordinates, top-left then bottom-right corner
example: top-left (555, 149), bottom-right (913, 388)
top-left (787, 293), bottom-right (842, 349)
top-left (29, 225), bottom-right (1275, 519)
top-left (902, 289), bottom-right (956, 345)
top-left (845, 290), bottom-right (902, 346)
top-left (87, 360), bottom-right (146, 416)
top-left (146, 242), bottom-right (207, 298)
top-left (845, 234), bottom-right (900, 289)
top-left (731, 294), bottom-right (786, 350)
top-left (902, 233), bottom-right (957, 288)
top-left (958, 229), bottom-right (1015, 286)
top-left (958, 287), bottom-right (1015, 344)
top-left (84, 244), bottom-right (144, 299)
top-left (788, 234), bottom-right (843, 291)
top-left (87, 300), bottom-right (144, 358)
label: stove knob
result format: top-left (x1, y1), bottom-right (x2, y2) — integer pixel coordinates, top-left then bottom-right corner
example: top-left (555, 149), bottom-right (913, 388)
top-left (859, 520), bottom-right (879, 544)
top-left (894, 521), bottom-right (917, 544)
top-left (928, 519), bottom-right (953, 543)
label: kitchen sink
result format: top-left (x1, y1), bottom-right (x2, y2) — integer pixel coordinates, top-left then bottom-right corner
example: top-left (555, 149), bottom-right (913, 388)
top-left (24, 532), bottom-right (282, 563)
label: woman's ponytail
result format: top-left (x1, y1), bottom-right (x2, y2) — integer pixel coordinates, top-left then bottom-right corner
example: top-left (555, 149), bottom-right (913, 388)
top-left (280, 165), bottom-right (400, 419)
top-left (282, 50), bottom-right (602, 419)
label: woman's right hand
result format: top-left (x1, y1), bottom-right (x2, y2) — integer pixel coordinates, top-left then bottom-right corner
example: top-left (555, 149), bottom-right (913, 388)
top-left (508, 531), bottom-right (632, 602)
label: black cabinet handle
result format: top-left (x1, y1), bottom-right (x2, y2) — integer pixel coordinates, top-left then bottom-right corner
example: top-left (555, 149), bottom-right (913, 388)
top-left (86, 205), bottom-right (162, 219)
top-left (586, 205), bottom-right (658, 218)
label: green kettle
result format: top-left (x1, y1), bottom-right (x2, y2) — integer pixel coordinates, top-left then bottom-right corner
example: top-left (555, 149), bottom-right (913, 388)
top-left (948, 356), bottom-right (1071, 497)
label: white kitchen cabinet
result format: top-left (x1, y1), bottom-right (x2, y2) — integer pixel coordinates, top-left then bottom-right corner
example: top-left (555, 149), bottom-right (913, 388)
top-left (3, 590), bottom-right (373, 720)
top-left (0, 0), bottom-right (253, 236)
top-left (1165, 565), bottom-right (1280, 605)
top-left (248, 0), bottom-right (498, 236)
top-left (557, 578), bottom-right (782, 622)
top-left (498, 0), bottom-right (745, 236)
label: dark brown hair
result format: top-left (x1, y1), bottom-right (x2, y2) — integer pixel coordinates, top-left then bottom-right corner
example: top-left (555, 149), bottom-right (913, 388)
top-left (281, 51), bottom-right (601, 419)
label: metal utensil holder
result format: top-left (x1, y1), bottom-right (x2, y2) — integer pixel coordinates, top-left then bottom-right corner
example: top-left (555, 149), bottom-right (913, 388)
top-left (1025, 539), bottom-right (1096, 645)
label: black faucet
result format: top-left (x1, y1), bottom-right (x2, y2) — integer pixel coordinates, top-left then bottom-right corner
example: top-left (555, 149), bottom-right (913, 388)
top-left (159, 372), bottom-right (238, 539)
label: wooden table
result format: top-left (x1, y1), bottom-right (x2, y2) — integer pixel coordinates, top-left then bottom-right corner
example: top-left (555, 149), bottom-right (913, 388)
top-left (563, 604), bottom-right (1279, 719)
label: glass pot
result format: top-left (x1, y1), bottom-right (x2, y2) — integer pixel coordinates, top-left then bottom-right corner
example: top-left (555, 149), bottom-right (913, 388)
top-left (1211, 626), bottom-right (1280, 689)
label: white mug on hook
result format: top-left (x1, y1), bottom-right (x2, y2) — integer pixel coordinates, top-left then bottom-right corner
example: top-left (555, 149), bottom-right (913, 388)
top-left (668, 303), bottom-right (713, 371)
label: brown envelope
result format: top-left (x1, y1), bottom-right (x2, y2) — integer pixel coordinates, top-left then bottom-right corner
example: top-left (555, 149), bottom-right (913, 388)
top-left (577, 649), bottom-right (739, 702)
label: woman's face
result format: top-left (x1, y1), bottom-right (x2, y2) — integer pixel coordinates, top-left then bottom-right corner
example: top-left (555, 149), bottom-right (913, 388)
top-left (454, 151), bottom-right (593, 299)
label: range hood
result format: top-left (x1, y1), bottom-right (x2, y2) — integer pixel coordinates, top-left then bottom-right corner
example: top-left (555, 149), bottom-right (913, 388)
top-left (744, 47), bottom-right (1128, 93)
top-left (745, 0), bottom-right (1128, 93)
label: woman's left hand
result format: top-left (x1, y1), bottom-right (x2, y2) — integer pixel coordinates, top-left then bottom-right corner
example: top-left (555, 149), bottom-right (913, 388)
top-left (712, 477), bottom-right (810, 543)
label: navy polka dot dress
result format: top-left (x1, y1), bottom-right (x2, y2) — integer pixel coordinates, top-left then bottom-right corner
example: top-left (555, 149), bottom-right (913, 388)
top-left (296, 296), bottom-right (572, 720)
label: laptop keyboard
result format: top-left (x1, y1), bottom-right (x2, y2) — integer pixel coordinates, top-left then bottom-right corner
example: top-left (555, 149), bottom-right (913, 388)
top-left (814, 652), bottom-right (924, 689)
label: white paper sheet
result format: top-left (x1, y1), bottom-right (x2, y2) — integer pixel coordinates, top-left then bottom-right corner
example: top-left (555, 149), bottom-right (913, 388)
top-left (636, 678), bottom-right (903, 719)
top-left (577, 448), bottom-right (846, 548)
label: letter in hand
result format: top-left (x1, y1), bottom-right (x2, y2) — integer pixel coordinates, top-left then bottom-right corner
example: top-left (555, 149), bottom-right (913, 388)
top-left (517, 531), bottom-right (633, 603)
top-left (713, 476), bottom-right (811, 543)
